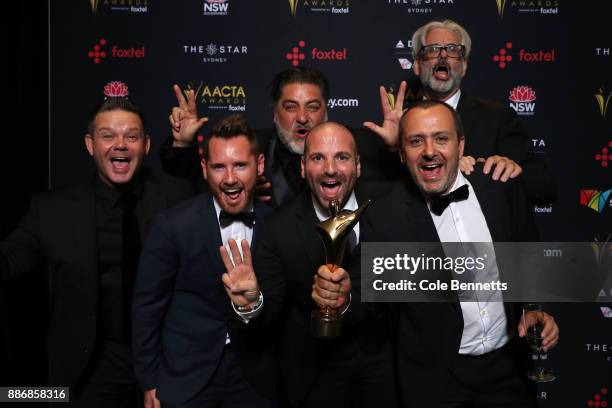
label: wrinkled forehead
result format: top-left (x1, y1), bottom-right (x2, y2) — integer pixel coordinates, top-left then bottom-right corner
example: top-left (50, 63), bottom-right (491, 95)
top-left (305, 125), bottom-right (357, 154)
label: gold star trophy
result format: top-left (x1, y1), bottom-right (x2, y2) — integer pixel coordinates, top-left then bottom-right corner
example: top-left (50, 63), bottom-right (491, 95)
top-left (311, 199), bottom-right (370, 339)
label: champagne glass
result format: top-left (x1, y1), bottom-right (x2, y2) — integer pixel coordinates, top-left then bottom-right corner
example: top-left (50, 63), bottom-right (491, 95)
top-left (522, 303), bottom-right (556, 382)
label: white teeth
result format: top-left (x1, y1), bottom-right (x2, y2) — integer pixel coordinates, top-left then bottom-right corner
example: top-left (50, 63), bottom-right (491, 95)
top-left (422, 164), bottom-right (441, 170)
top-left (224, 188), bottom-right (241, 194)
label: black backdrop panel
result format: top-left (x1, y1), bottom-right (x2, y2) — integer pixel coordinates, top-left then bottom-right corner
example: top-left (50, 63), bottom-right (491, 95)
top-left (50, 1), bottom-right (611, 403)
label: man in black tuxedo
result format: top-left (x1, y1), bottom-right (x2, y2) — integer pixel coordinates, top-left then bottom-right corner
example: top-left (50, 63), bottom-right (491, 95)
top-left (0, 97), bottom-right (193, 407)
top-left (316, 100), bottom-right (560, 407)
top-left (220, 122), bottom-right (396, 407)
top-left (132, 114), bottom-right (276, 408)
top-left (161, 66), bottom-right (402, 206)
top-left (364, 19), bottom-right (556, 204)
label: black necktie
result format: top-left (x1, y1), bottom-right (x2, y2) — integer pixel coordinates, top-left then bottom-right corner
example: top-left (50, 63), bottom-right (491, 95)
top-left (430, 184), bottom-right (469, 216)
top-left (219, 210), bottom-right (255, 228)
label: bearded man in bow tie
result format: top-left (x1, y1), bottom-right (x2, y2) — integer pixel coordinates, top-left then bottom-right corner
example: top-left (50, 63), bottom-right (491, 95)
top-left (132, 114), bottom-right (276, 408)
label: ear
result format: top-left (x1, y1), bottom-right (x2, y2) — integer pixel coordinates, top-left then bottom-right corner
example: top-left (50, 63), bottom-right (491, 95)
top-left (300, 156), bottom-right (305, 179)
top-left (256, 153), bottom-right (265, 177)
top-left (458, 135), bottom-right (465, 158)
top-left (201, 158), bottom-right (208, 181)
top-left (85, 134), bottom-right (94, 157)
top-left (355, 154), bottom-right (361, 178)
top-left (144, 134), bottom-right (151, 155)
top-left (412, 58), bottom-right (421, 77)
top-left (461, 59), bottom-right (468, 78)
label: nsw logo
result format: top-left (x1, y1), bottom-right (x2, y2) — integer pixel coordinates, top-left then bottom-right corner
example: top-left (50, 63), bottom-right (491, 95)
top-left (509, 86), bottom-right (536, 116)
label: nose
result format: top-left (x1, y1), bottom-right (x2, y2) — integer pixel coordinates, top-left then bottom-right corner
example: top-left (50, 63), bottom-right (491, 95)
top-left (296, 106), bottom-right (308, 124)
top-left (223, 168), bottom-right (237, 185)
top-left (324, 158), bottom-right (337, 176)
top-left (114, 135), bottom-right (128, 150)
top-left (422, 138), bottom-right (436, 158)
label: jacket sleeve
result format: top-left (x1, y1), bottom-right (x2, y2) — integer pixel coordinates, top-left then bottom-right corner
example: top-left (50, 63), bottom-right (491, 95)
top-left (131, 211), bottom-right (179, 391)
top-left (0, 196), bottom-right (44, 282)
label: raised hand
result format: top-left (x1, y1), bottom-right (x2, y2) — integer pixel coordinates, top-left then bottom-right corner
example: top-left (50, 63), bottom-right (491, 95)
top-left (219, 239), bottom-right (260, 307)
top-left (169, 84), bottom-right (209, 147)
top-left (363, 81), bottom-right (407, 149)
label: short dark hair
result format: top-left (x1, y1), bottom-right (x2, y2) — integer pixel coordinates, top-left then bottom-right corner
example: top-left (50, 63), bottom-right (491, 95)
top-left (87, 97), bottom-right (147, 135)
top-left (400, 99), bottom-right (464, 138)
top-left (202, 114), bottom-right (260, 160)
top-left (269, 66), bottom-right (330, 104)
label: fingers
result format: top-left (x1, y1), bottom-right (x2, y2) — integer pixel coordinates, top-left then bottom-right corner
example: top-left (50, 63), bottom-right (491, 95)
top-left (482, 155), bottom-right (499, 175)
top-left (363, 121), bottom-right (383, 134)
top-left (228, 239), bottom-right (243, 265)
top-left (219, 245), bottom-right (234, 272)
top-left (510, 161), bottom-right (522, 178)
top-left (379, 85), bottom-right (392, 111)
top-left (170, 107), bottom-right (181, 130)
top-left (459, 156), bottom-right (476, 175)
top-left (395, 81), bottom-right (407, 112)
top-left (540, 313), bottom-right (559, 351)
top-left (255, 176), bottom-right (273, 202)
top-left (196, 116), bottom-right (209, 129)
top-left (173, 84), bottom-right (188, 109)
top-left (240, 239), bottom-right (252, 266)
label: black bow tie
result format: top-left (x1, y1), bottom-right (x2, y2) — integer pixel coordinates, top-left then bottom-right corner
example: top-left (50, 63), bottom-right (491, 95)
top-left (219, 210), bottom-right (255, 228)
top-left (430, 184), bottom-right (469, 216)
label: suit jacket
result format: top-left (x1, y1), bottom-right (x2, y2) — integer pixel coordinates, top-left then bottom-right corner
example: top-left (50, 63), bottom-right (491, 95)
top-left (362, 170), bottom-right (537, 408)
top-left (131, 192), bottom-right (276, 405)
top-left (253, 187), bottom-right (391, 406)
top-left (457, 91), bottom-right (557, 204)
top-left (0, 168), bottom-right (194, 388)
top-left (159, 128), bottom-right (403, 207)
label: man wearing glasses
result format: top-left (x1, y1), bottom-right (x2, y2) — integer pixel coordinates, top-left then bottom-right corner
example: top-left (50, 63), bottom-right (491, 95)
top-left (366, 19), bottom-right (556, 204)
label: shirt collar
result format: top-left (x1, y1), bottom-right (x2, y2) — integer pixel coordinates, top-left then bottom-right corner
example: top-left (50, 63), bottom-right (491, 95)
top-left (311, 191), bottom-right (358, 222)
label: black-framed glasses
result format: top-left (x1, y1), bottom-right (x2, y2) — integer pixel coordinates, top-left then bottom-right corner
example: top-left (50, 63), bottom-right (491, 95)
top-left (418, 44), bottom-right (465, 59)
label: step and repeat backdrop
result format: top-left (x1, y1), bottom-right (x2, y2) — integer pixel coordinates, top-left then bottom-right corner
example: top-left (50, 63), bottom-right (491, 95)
top-left (51, 0), bottom-right (609, 405)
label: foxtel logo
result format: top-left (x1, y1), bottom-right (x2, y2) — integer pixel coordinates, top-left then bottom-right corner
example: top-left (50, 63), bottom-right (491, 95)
top-left (286, 40), bottom-right (347, 66)
top-left (87, 38), bottom-right (145, 64)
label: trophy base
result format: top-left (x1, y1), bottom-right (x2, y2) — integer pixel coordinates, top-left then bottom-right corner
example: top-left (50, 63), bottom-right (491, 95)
top-left (311, 308), bottom-right (342, 339)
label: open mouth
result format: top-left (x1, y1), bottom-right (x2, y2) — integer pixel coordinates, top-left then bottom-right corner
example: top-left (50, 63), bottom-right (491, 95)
top-left (110, 157), bottom-right (130, 172)
top-left (320, 180), bottom-right (342, 199)
top-left (294, 128), bottom-right (310, 139)
top-left (222, 187), bottom-right (243, 201)
top-left (433, 64), bottom-right (450, 80)
top-left (420, 163), bottom-right (443, 180)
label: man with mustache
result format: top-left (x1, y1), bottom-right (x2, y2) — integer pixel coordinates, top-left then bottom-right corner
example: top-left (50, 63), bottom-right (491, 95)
top-left (365, 19), bottom-right (556, 204)
top-left (162, 67), bottom-right (401, 206)
top-left (316, 100), bottom-right (560, 408)
top-left (0, 95), bottom-right (194, 407)
top-left (132, 114), bottom-right (276, 408)
top-left (220, 122), bottom-right (396, 407)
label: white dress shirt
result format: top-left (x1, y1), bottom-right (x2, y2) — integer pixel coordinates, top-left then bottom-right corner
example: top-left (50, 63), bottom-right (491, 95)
top-left (424, 89), bottom-right (461, 110)
top-left (428, 172), bottom-right (510, 355)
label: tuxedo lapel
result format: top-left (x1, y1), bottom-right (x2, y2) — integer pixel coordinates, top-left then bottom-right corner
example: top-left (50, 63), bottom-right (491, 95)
top-left (195, 194), bottom-right (225, 276)
top-left (295, 193), bottom-right (325, 270)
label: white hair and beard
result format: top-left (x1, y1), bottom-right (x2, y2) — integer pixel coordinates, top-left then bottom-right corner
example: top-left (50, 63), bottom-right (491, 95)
top-left (419, 58), bottom-right (464, 100)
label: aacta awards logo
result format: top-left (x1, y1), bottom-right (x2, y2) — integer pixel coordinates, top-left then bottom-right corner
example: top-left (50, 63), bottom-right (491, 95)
top-left (186, 82), bottom-right (247, 112)
top-left (492, 41), bottom-right (555, 69)
top-left (285, 40), bottom-right (347, 66)
top-left (495, 0), bottom-right (558, 18)
top-left (395, 40), bottom-right (413, 70)
top-left (509, 86), bottom-right (536, 116)
top-left (203, 0), bottom-right (229, 16)
top-left (87, 38), bottom-right (146, 64)
top-left (89, 0), bottom-right (148, 14)
top-left (595, 87), bottom-right (611, 118)
top-left (580, 189), bottom-right (612, 213)
top-left (288, 0), bottom-right (349, 17)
